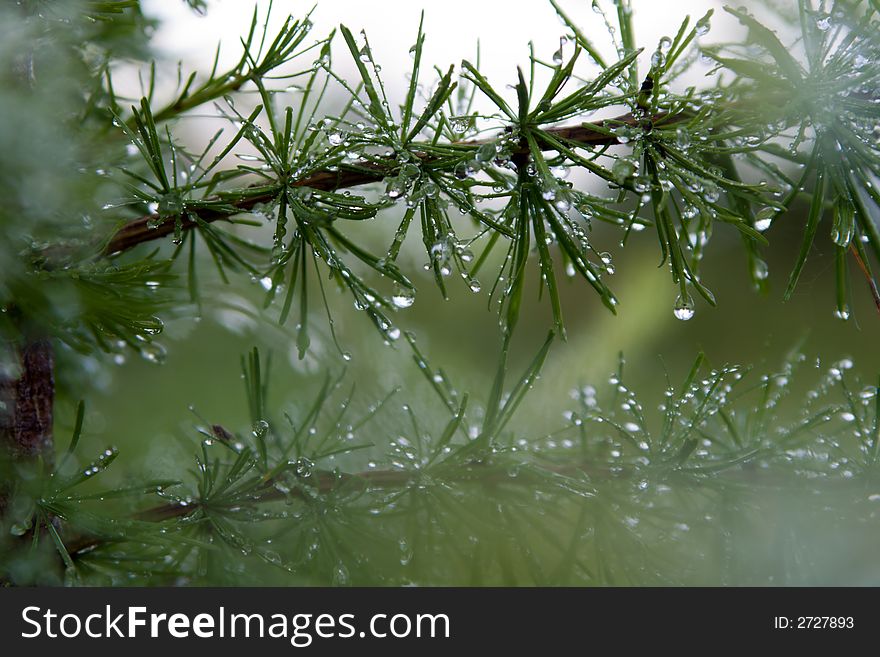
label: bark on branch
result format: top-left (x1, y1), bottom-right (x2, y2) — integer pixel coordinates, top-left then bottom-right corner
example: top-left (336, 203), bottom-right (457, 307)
top-left (0, 339), bottom-right (55, 464)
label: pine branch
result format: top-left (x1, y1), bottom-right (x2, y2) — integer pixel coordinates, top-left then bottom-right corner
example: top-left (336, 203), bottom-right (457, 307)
top-left (100, 111), bottom-right (674, 257)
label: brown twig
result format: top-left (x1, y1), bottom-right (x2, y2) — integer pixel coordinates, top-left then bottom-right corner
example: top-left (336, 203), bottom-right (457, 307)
top-left (849, 243), bottom-right (880, 314)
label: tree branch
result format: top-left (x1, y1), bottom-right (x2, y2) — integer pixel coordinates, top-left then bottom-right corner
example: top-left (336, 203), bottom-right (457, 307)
top-left (101, 111), bottom-right (669, 257)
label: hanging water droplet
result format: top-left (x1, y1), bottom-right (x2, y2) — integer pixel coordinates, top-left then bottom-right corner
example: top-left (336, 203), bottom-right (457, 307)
top-left (703, 183), bottom-right (721, 203)
top-left (451, 245), bottom-right (472, 265)
top-left (752, 257), bottom-right (769, 281)
top-left (296, 323), bottom-right (310, 359)
top-left (651, 50), bottom-right (666, 68)
top-left (295, 456), bottom-right (314, 477)
top-left (673, 293), bottom-right (695, 321)
top-left (391, 284), bottom-right (415, 309)
top-left (385, 177), bottom-right (407, 200)
top-left (399, 538), bottom-right (413, 565)
top-left (400, 163), bottom-right (420, 180)
top-left (552, 36), bottom-right (565, 65)
top-left (831, 200), bottom-right (855, 247)
top-left (253, 419), bottom-right (269, 440)
top-left (834, 306), bottom-right (851, 321)
top-left (328, 131), bottom-right (344, 146)
top-left (140, 343), bottom-right (167, 364)
top-left (675, 127), bottom-right (691, 149)
top-left (475, 142), bottom-right (497, 163)
top-left (10, 520), bottom-right (30, 536)
top-left (332, 562), bottom-right (350, 585)
top-left (754, 207), bottom-right (775, 232)
top-left (696, 13), bottom-right (711, 36)
top-left (449, 115), bottom-right (472, 132)
top-left (612, 158), bottom-right (636, 184)
top-left (158, 192), bottom-right (184, 216)
top-left (358, 36), bottom-right (372, 62)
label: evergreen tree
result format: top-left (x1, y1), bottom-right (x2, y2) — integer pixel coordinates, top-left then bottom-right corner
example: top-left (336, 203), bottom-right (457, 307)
top-left (1, 0), bottom-right (879, 585)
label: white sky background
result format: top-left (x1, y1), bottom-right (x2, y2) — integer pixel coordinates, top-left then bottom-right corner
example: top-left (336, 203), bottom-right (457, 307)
top-left (140, 0), bottom-right (747, 117)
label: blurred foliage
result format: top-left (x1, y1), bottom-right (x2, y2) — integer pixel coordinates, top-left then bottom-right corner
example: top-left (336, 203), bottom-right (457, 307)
top-left (4, 344), bottom-right (880, 585)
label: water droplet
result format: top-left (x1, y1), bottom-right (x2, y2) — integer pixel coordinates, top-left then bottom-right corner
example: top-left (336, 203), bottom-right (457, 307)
top-left (385, 177), bottom-right (407, 200)
top-left (816, 15), bottom-right (831, 31)
top-left (552, 36), bottom-right (565, 65)
top-left (328, 131), bottom-right (344, 146)
top-left (703, 183), bottom-right (721, 203)
top-left (752, 258), bottom-right (769, 281)
top-left (673, 294), bottom-right (695, 321)
top-left (140, 343), bottom-right (167, 364)
top-left (651, 50), bottom-right (666, 68)
top-left (612, 158), bottom-right (636, 184)
top-left (295, 456), bottom-right (314, 477)
top-left (158, 192), bottom-right (184, 216)
top-left (449, 115), bottom-right (472, 132)
top-left (399, 538), bottom-right (413, 565)
top-left (754, 207), bottom-right (775, 232)
top-left (475, 142), bottom-right (497, 163)
top-left (253, 419), bottom-right (269, 439)
top-left (675, 127), bottom-right (690, 149)
top-left (391, 284), bottom-right (415, 309)
top-left (10, 521), bottom-right (30, 536)
top-left (332, 562), bottom-right (350, 585)
top-left (696, 14), bottom-right (711, 36)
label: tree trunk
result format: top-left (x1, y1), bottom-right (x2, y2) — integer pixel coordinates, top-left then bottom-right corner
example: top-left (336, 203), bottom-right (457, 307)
top-left (0, 338), bottom-right (55, 464)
